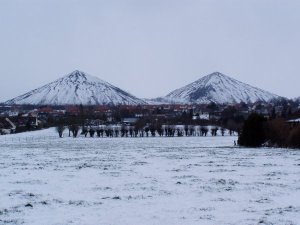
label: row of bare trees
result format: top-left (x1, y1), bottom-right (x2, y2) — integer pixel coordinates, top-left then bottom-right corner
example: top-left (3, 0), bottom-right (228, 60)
top-left (56, 124), bottom-right (233, 138)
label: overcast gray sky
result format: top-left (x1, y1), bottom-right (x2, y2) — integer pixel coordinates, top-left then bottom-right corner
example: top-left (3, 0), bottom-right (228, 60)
top-left (0, 0), bottom-right (300, 102)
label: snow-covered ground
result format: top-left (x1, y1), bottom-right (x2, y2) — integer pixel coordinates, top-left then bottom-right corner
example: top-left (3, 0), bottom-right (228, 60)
top-left (0, 128), bottom-right (299, 225)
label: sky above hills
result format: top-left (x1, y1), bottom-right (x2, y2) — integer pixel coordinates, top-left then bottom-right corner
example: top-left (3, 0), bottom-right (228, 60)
top-left (0, 0), bottom-right (300, 102)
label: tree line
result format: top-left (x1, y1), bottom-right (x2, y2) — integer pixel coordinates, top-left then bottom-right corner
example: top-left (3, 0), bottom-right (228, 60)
top-left (56, 124), bottom-right (232, 138)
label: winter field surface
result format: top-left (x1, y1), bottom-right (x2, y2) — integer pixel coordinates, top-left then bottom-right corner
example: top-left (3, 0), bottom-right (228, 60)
top-left (0, 128), bottom-right (300, 225)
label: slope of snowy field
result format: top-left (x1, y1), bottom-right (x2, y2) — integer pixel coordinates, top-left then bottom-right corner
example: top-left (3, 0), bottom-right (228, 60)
top-left (0, 129), bottom-right (299, 225)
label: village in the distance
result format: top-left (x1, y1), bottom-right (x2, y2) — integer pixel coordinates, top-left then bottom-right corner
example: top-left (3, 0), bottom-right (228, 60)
top-left (0, 98), bottom-right (298, 136)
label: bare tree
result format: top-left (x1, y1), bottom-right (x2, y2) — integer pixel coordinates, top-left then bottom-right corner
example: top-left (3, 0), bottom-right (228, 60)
top-left (56, 125), bottom-right (66, 138)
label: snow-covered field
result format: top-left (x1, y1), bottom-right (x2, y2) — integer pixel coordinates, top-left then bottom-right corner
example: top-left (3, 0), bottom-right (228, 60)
top-left (0, 128), bottom-right (299, 225)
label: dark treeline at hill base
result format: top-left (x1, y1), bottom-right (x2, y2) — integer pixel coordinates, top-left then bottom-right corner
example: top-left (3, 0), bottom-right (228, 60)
top-left (54, 106), bottom-right (238, 139)
top-left (52, 102), bottom-right (300, 149)
top-left (238, 113), bottom-right (300, 149)
top-left (2, 98), bottom-right (300, 149)
top-left (56, 112), bottom-right (300, 149)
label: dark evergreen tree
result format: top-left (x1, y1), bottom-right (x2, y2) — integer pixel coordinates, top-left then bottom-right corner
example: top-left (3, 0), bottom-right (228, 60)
top-left (238, 113), bottom-right (266, 147)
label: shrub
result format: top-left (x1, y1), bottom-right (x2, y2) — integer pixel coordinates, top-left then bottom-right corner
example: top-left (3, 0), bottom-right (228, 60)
top-left (265, 119), bottom-right (290, 147)
top-left (288, 126), bottom-right (300, 148)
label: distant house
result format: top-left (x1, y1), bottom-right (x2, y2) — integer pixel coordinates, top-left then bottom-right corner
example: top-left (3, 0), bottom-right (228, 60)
top-left (0, 110), bottom-right (19, 117)
top-left (122, 118), bottom-right (139, 125)
top-left (0, 118), bottom-right (16, 135)
top-left (192, 112), bottom-right (209, 120)
top-left (287, 118), bottom-right (300, 128)
top-left (199, 112), bottom-right (210, 120)
top-left (8, 111), bottom-right (19, 117)
top-left (135, 113), bottom-right (144, 118)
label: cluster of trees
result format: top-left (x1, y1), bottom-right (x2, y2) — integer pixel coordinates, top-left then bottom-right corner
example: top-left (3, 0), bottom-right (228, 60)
top-left (238, 113), bottom-right (300, 148)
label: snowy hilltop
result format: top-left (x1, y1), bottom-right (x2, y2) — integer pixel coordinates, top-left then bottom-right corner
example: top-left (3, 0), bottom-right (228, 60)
top-left (4, 71), bottom-right (281, 106)
top-left (161, 72), bottom-right (279, 104)
top-left (4, 70), bottom-right (146, 105)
